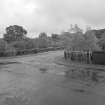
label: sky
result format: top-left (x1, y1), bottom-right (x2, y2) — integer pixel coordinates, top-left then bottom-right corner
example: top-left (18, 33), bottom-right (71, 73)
top-left (0, 0), bottom-right (105, 37)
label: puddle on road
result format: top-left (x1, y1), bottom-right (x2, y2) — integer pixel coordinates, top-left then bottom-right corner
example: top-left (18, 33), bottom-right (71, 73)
top-left (0, 62), bottom-right (105, 104)
top-left (38, 64), bottom-right (105, 86)
top-left (64, 68), bottom-right (105, 86)
top-left (52, 68), bottom-right (105, 94)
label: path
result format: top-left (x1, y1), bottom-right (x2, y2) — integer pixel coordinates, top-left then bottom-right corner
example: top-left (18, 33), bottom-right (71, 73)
top-left (0, 50), bottom-right (105, 105)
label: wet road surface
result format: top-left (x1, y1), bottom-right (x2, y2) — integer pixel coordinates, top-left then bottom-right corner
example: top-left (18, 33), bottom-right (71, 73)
top-left (0, 51), bottom-right (105, 105)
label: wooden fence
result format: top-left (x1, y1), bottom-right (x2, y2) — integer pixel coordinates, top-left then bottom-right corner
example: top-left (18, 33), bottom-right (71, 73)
top-left (64, 50), bottom-right (92, 64)
top-left (64, 50), bottom-right (105, 65)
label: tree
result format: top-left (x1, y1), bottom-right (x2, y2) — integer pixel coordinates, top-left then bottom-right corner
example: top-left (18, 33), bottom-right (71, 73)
top-left (69, 24), bottom-right (83, 34)
top-left (4, 25), bottom-right (27, 43)
top-left (68, 31), bottom-right (100, 51)
top-left (11, 40), bottom-right (26, 50)
top-left (98, 33), bottom-right (105, 50)
top-left (70, 34), bottom-right (86, 51)
top-left (39, 32), bottom-right (47, 39)
top-left (84, 31), bottom-right (100, 51)
top-left (0, 39), bottom-right (8, 52)
top-left (38, 32), bottom-right (49, 48)
top-left (92, 29), bottom-right (105, 39)
top-left (86, 26), bottom-right (92, 32)
top-left (0, 39), bottom-right (16, 56)
top-left (51, 34), bottom-right (59, 41)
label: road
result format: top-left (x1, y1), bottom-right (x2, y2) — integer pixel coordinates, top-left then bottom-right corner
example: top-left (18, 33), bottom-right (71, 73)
top-left (0, 50), bottom-right (105, 105)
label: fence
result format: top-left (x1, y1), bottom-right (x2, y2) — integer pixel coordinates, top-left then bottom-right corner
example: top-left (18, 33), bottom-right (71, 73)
top-left (0, 46), bottom-right (64, 57)
top-left (64, 50), bottom-right (105, 65)
top-left (64, 50), bottom-right (92, 64)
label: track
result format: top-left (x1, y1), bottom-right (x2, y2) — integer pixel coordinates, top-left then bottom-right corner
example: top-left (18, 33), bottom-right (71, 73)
top-left (0, 50), bottom-right (105, 105)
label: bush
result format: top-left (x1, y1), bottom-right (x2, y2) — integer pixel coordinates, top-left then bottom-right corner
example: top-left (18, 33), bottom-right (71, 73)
top-left (5, 45), bottom-right (16, 56)
top-left (68, 31), bottom-right (100, 51)
top-left (0, 39), bottom-right (16, 57)
top-left (11, 41), bottom-right (26, 50)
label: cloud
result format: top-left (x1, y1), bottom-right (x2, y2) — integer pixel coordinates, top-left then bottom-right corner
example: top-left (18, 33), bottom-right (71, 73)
top-left (0, 0), bottom-right (105, 37)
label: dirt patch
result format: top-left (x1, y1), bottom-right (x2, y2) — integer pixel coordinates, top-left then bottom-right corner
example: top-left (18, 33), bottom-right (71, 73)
top-left (73, 88), bottom-right (85, 93)
top-left (39, 67), bottom-right (48, 73)
top-left (64, 68), bottom-right (105, 86)
top-left (2, 95), bottom-right (29, 105)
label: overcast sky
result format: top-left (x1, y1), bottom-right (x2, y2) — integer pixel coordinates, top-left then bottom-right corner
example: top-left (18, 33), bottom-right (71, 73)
top-left (0, 0), bottom-right (105, 37)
